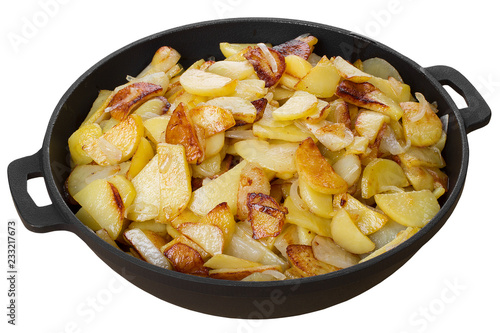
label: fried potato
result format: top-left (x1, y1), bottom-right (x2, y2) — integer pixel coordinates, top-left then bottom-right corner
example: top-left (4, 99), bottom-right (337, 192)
top-left (286, 244), bottom-right (337, 277)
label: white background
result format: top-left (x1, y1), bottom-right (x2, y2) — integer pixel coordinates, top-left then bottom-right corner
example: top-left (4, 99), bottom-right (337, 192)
top-left (1, 0), bottom-right (498, 332)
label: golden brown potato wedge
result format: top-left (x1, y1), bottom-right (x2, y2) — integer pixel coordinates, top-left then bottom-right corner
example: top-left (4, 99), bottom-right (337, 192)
top-left (199, 202), bottom-right (236, 245)
top-left (189, 104), bottom-right (236, 137)
top-left (237, 163), bottom-right (271, 221)
top-left (286, 244), bottom-right (337, 277)
top-left (165, 103), bottom-right (205, 164)
top-left (108, 82), bottom-right (164, 121)
top-left (247, 193), bottom-right (288, 239)
top-left (164, 243), bottom-right (208, 277)
top-left (295, 137), bottom-right (348, 195)
top-left (244, 45), bottom-right (286, 87)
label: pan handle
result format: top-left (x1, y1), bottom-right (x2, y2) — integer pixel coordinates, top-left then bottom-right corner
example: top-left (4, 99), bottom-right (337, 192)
top-left (8, 149), bottom-right (70, 233)
top-left (425, 65), bottom-right (491, 134)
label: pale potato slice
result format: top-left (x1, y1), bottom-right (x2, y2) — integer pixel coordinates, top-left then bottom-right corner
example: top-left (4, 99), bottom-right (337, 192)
top-left (165, 103), bottom-right (204, 164)
top-left (360, 227), bottom-right (420, 263)
top-left (80, 90), bottom-right (113, 126)
top-left (179, 68), bottom-right (237, 97)
top-left (73, 179), bottom-right (124, 240)
top-left (252, 123), bottom-right (311, 142)
top-left (83, 114), bottom-right (144, 166)
top-left (374, 190), bottom-right (440, 227)
top-left (333, 193), bottom-right (388, 235)
top-left (237, 163), bottom-right (271, 221)
top-left (199, 202), bottom-right (236, 245)
top-left (398, 146), bottom-right (446, 169)
top-left (298, 177), bottom-right (333, 218)
top-left (177, 222), bottom-right (224, 256)
top-left (189, 104), bottom-right (236, 137)
top-left (126, 137), bottom-right (154, 179)
top-left (295, 137), bottom-right (348, 194)
top-left (124, 228), bottom-right (171, 269)
top-left (283, 197), bottom-right (331, 237)
top-left (96, 229), bottom-right (120, 249)
top-left (230, 79), bottom-right (267, 100)
top-left (333, 56), bottom-right (372, 83)
top-left (188, 160), bottom-right (248, 216)
top-left (68, 123), bottom-right (102, 165)
top-left (191, 153), bottom-right (222, 178)
top-left (143, 115), bottom-right (171, 145)
top-left (132, 96), bottom-right (170, 118)
top-left (361, 158), bottom-right (410, 199)
top-left (332, 154), bottom-right (362, 187)
top-left (170, 209), bottom-right (201, 229)
top-left (362, 57), bottom-right (403, 82)
top-left (355, 110), bottom-right (391, 144)
top-left (128, 220), bottom-right (168, 237)
top-left (205, 132), bottom-right (225, 158)
top-left (285, 54), bottom-right (312, 78)
top-left (206, 60), bottom-right (255, 80)
top-left (368, 76), bottom-right (412, 104)
top-left (137, 46), bottom-right (181, 78)
top-left (311, 235), bottom-right (359, 269)
top-left (129, 155), bottom-right (160, 222)
top-left (305, 99), bottom-right (331, 123)
top-left (330, 209), bottom-right (376, 254)
top-left (66, 164), bottom-right (121, 199)
top-left (156, 143), bottom-right (192, 223)
top-left (272, 90), bottom-right (318, 121)
top-left (234, 139), bottom-right (299, 175)
top-left (295, 56), bottom-right (341, 98)
top-left (205, 96), bottom-right (258, 124)
top-left (286, 244), bottom-right (337, 277)
top-left (302, 120), bottom-right (354, 152)
top-left (402, 96), bottom-right (443, 147)
top-left (164, 243), bottom-right (208, 276)
top-left (203, 254), bottom-right (261, 269)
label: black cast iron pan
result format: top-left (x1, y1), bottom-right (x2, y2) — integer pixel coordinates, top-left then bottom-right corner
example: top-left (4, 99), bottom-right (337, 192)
top-left (7, 18), bottom-right (491, 318)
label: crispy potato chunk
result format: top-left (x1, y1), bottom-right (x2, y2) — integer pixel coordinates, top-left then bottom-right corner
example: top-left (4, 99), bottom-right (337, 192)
top-left (247, 193), bottom-right (288, 239)
top-left (237, 163), bottom-right (271, 221)
top-left (108, 82), bottom-right (164, 121)
top-left (244, 45), bottom-right (286, 87)
top-left (164, 243), bottom-right (208, 277)
top-left (286, 244), bottom-right (337, 277)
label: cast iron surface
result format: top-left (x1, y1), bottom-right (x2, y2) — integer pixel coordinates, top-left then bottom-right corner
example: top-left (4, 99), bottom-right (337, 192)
top-left (8, 18), bottom-right (491, 318)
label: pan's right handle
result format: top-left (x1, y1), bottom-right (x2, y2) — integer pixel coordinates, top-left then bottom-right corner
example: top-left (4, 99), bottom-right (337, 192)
top-left (425, 65), bottom-right (491, 134)
top-left (7, 150), bottom-right (70, 233)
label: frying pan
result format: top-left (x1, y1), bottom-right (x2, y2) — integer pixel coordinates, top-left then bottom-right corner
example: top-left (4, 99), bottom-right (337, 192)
top-left (7, 17), bottom-right (491, 319)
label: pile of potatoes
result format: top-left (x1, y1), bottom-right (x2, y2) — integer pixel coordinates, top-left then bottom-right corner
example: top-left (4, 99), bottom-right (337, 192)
top-left (66, 34), bottom-right (448, 280)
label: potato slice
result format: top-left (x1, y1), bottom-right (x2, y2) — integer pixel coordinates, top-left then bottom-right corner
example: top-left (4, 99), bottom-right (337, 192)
top-left (234, 139), bottom-right (299, 175)
top-left (302, 120), bottom-right (354, 152)
top-left (143, 115), bottom-right (171, 145)
top-left (237, 163), bottom-right (271, 220)
top-left (66, 164), bottom-right (121, 199)
top-left (203, 254), bottom-right (261, 269)
top-left (133, 96), bottom-right (170, 118)
top-left (208, 265), bottom-right (283, 280)
top-left (298, 177), bottom-right (333, 218)
top-left (244, 45), bottom-right (286, 87)
top-left (73, 179), bottom-right (124, 240)
top-left (126, 137), bottom-right (154, 179)
top-left (108, 82), bottom-right (164, 121)
top-left (205, 96), bottom-right (258, 124)
top-left (81, 90), bottom-right (113, 126)
top-left (283, 197), bottom-right (331, 237)
top-left (333, 56), bottom-right (372, 83)
top-left (189, 104), bottom-right (236, 137)
top-left (295, 137), bottom-right (348, 194)
top-left (199, 202), bottom-right (236, 245)
top-left (137, 46), bottom-right (181, 78)
top-left (402, 96), bottom-right (443, 147)
top-left (177, 222), bottom-right (224, 256)
top-left (330, 209), bottom-right (375, 254)
top-left (305, 99), bottom-right (332, 123)
top-left (252, 123), bottom-right (311, 142)
top-left (206, 60), bottom-right (255, 80)
top-left (75, 208), bottom-right (101, 231)
top-left (128, 220), bottom-right (168, 237)
top-left (83, 114), bottom-right (144, 166)
top-left (398, 146), bottom-right (446, 169)
top-left (247, 193), bottom-right (288, 239)
top-left (332, 154), bottom-right (362, 187)
top-left (272, 90), bottom-right (318, 121)
top-left (361, 158), bottom-right (410, 199)
top-left (165, 103), bottom-right (204, 164)
top-left (124, 228), bottom-right (171, 269)
top-left (188, 160), bottom-right (248, 216)
top-left (273, 36), bottom-right (316, 59)
top-left (68, 123), bottom-right (102, 165)
top-left (285, 55), bottom-right (312, 78)
top-left (374, 190), bottom-right (440, 227)
top-left (129, 155), bottom-right (161, 221)
top-left (360, 227), bottom-right (420, 263)
top-left (156, 143), bottom-right (192, 223)
top-left (355, 110), bottom-right (391, 144)
top-left (230, 79), bottom-right (267, 100)
top-left (107, 174), bottom-right (136, 209)
top-left (164, 243), bottom-right (208, 277)
top-left (179, 68), bottom-right (237, 97)
top-left (336, 80), bottom-right (403, 121)
top-left (96, 229), bottom-right (120, 249)
top-left (286, 244), bottom-right (337, 277)
top-left (295, 56), bottom-right (341, 98)
top-left (333, 193), bottom-right (388, 235)
top-left (311, 235), bottom-right (359, 269)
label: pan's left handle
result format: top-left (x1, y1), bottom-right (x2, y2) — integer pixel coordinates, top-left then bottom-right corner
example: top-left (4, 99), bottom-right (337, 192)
top-left (8, 149), bottom-right (70, 233)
